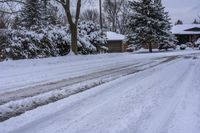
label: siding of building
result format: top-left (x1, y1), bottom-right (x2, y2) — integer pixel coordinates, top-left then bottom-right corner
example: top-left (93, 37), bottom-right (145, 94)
top-left (107, 40), bottom-right (128, 53)
top-left (175, 34), bottom-right (200, 44)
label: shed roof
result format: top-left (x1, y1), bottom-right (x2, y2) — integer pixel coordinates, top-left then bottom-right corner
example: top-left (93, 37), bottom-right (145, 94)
top-left (172, 24), bottom-right (200, 35)
top-left (106, 31), bottom-right (125, 41)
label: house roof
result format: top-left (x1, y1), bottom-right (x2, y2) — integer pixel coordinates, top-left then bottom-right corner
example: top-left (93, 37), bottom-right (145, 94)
top-left (172, 24), bottom-right (200, 35)
top-left (106, 31), bottom-right (126, 41)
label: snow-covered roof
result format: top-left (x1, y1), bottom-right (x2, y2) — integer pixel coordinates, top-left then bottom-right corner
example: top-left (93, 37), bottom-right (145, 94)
top-left (172, 24), bottom-right (200, 35)
top-left (106, 31), bottom-right (125, 41)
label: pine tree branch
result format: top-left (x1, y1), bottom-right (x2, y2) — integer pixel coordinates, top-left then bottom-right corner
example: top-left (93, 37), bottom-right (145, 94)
top-left (0, 0), bottom-right (26, 5)
top-left (55, 0), bottom-right (66, 6)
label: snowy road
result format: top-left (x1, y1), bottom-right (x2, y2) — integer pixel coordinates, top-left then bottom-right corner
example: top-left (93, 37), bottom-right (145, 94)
top-left (0, 54), bottom-right (177, 122)
top-left (0, 56), bottom-right (170, 105)
top-left (0, 50), bottom-right (198, 94)
top-left (0, 50), bottom-right (200, 133)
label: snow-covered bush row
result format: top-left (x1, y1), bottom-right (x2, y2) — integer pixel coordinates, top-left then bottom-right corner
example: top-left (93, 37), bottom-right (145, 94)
top-left (0, 21), bottom-right (107, 60)
top-left (78, 21), bottom-right (107, 54)
top-left (0, 26), bottom-right (70, 60)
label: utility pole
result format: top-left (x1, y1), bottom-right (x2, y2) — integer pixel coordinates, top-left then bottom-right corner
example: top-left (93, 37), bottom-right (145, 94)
top-left (99, 0), bottom-right (104, 53)
top-left (99, 0), bottom-right (103, 31)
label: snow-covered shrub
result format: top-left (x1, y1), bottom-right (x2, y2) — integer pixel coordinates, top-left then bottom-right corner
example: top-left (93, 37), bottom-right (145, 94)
top-left (158, 33), bottom-right (177, 50)
top-left (180, 44), bottom-right (187, 50)
top-left (78, 21), bottom-right (107, 54)
top-left (127, 43), bottom-right (139, 52)
top-left (0, 30), bottom-right (9, 60)
top-left (0, 26), bottom-right (70, 60)
top-left (194, 38), bottom-right (200, 47)
top-left (185, 42), bottom-right (193, 47)
top-left (41, 26), bottom-right (70, 56)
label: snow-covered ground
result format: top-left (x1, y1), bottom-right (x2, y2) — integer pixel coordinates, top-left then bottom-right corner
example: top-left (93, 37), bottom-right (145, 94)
top-left (0, 49), bottom-right (200, 133)
top-left (0, 49), bottom-right (198, 93)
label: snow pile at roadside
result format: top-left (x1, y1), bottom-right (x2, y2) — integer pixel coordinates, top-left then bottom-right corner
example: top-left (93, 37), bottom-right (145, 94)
top-left (0, 77), bottom-right (112, 122)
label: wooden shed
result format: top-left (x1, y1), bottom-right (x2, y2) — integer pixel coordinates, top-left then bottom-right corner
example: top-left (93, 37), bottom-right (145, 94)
top-left (106, 32), bottom-right (128, 53)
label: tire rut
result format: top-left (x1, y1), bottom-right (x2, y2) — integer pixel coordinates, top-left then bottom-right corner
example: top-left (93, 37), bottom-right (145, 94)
top-left (0, 56), bottom-right (176, 105)
top-left (0, 56), bottom-right (180, 122)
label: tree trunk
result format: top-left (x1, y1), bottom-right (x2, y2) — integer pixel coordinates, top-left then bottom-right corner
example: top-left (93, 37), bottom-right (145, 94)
top-left (112, 19), bottom-right (116, 32)
top-left (149, 43), bottom-right (153, 53)
top-left (61, 0), bottom-right (81, 55)
top-left (70, 24), bottom-right (78, 54)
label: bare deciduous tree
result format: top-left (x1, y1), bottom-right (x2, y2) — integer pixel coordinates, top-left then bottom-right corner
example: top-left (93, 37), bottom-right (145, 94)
top-left (81, 9), bottom-right (99, 23)
top-left (55, 0), bottom-right (82, 54)
top-left (103, 0), bottom-right (123, 32)
top-left (117, 1), bottom-right (131, 34)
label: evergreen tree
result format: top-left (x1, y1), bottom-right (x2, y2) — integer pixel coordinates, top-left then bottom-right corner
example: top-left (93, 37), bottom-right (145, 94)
top-left (175, 20), bottom-right (183, 25)
top-left (19, 0), bottom-right (43, 30)
top-left (41, 0), bottom-right (60, 26)
top-left (154, 0), bottom-right (176, 50)
top-left (127, 0), bottom-right (176, 52)
top-left (16, 0), bottom-right (60, 31)
top-left (127, 0), bottom-right (160, 52)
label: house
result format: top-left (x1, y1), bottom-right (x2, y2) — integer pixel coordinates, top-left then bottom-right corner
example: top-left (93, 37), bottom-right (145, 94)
top-left (106, 31), bottom-right (128, 53)
top-left (172, 24), bottom-right (200, 45)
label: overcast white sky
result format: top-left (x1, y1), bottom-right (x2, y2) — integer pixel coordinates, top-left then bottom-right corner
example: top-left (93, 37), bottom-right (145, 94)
top-left (163, 0), bottom-right (200, 24)
top-left (91, 0), bottom-right (200, 24)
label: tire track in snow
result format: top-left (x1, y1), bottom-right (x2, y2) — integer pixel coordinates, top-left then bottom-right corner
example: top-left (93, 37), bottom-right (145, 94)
top-left (164, 57), bottom-right (200, 133)
top-left (0, 56), bottom-right (178, 122)
top-left (1, 56), bottom-right (183, 133)
top-left (133, 58), bottom-right (198, 133)
top-left (0, 61), bottom-right (149, 105)
top-left (0, 56), bottom-right (177, 105)
top-left (0, 55), bottom-right (197, 133)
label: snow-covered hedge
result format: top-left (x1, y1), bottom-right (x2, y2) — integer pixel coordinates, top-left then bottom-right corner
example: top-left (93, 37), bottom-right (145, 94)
top-left (0, 21), bottom-right (107, 61)
top-left (78, 21), bottom-right (107, 54)
top-left (0, 26), bottom-right (70, 60)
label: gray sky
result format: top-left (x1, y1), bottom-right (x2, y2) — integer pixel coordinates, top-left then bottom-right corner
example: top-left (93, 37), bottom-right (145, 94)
top-left (81, 0), bottom-right (200, 24)
top-left (163, 0), bottom-right (200, 24)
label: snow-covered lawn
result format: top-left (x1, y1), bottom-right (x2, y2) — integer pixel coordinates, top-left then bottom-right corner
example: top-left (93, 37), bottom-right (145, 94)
top-left (0, 49), bottom-right (200, 133)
